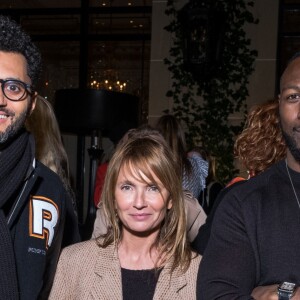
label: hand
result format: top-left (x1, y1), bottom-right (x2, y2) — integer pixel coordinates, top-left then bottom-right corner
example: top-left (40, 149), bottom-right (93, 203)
top-left (251, 284), bottom-right (300, 300)
top-left (251, 284), bottom-right (278, 300)
top-left (293, 289), bottom-right (300, 300)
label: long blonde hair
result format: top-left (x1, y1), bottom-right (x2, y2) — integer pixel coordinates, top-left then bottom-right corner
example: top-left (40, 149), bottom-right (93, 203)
top-left (98, 127), bottom-right (193, 273)
top-left (26, 96), bottom-right (72, 194)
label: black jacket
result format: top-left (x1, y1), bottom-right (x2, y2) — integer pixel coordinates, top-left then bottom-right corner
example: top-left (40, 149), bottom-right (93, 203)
top-left (7, 157), bottom-right (80, 300)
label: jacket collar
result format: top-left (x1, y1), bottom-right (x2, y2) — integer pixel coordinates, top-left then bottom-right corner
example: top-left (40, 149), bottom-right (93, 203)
top-left (23, 134), bottom-right (36, 180)
top-left (90, 243), bottom-right (188, 299)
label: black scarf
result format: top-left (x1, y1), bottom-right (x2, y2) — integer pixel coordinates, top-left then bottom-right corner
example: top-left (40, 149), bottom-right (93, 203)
top-left (0, 130), bottom-right (32, 299)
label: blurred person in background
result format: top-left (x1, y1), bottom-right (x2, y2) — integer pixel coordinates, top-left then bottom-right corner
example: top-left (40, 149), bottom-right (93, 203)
top-left (155, 114), bottom-right (208, 199)
top-left (192, 99), bottom-right (286, 255)
top-left (26, 95), bottom-right (80, 247)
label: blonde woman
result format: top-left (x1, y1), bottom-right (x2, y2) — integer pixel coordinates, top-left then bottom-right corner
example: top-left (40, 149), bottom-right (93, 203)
top-left (49, 128), bottom-right (201, 299)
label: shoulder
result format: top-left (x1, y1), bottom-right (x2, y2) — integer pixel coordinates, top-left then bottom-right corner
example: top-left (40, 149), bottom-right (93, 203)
top-left (186, 153), bottom-right (208, 178)
top-left (168, 252), bottom-right (201, 279)
top-left (29, 161), bottom-right (70, 224)
top-left (59, 240), bottom-right (102, 264)
top-left (62, 239), bottom-right (98, 254)
top-left (61, 239), bottom-right (113, 260)
top-left (187, 153), bottom-right (208, 174)
top-left (58, 240), bottom-right (117, 277)
top-left (212, 161), bottom-right (286, 226)
top-left (187, 152), bottom-right (208, 166)
top-left (222, 161), bottom-right (284, 205)
top-left (188, 253), bottom-right (202, 274)
top-left (35, 160), bottom-right (64, 185)
top-left (33, 160), bottom-right (70, 207)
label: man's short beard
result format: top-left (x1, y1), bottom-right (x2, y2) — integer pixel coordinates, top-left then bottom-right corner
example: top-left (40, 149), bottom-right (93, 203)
top-left (282, 128), bottom-right (300, 163)
top-left (0, 109), bottom-right (28, 144)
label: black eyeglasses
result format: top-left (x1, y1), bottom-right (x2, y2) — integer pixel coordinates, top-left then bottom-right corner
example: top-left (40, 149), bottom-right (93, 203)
top-left (0, 79), bottom-right (34, 101)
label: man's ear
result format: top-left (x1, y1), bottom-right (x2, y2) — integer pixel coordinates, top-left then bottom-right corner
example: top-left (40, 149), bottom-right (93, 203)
top-left (29, 92), bottom-right (38, 115)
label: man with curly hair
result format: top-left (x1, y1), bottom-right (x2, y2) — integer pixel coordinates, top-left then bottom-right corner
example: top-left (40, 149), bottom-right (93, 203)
top-left (198, 52), bottom-right (300, 299)
top-left (0, 15), bottom-right (80, 299)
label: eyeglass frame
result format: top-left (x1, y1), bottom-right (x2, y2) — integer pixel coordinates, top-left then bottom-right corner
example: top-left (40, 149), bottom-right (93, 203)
top-left (0, 78), bottom-right (34, 102)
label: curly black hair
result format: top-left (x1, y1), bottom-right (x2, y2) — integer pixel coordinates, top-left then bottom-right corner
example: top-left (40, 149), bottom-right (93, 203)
top-left (0, 15), bottom-right (42, 88)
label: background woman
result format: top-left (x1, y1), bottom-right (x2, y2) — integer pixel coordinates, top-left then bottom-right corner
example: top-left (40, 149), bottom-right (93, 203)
top-left (192, 99), bottom-right (286, 254)
top-left (26, 95), bottom-right (73, 194)
top-left (25, 95), bottom-right (80, 246)
top-left (233, 99), bottom-right (286, 177)
top-left (155, 114), bottom-right (208, 199)
top-left (49, 127), bottom-right (200, 299)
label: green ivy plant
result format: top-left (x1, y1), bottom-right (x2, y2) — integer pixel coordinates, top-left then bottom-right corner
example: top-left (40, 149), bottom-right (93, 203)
top-left (164, 0), bottom-right (258, 184)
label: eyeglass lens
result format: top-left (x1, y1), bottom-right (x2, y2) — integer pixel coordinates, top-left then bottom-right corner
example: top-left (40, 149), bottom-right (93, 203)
top-left (1, 80), bottom-right (28, 101)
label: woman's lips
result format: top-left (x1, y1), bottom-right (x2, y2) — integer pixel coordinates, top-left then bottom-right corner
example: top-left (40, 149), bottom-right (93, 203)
top-left (130, 213), bottom-right (151, 221)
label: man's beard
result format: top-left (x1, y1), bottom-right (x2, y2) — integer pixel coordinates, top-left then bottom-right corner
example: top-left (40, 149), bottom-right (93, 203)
top-left (0, 109), bottom-right (28, 144)
top-left (282, 127), bottom-right (300, 163)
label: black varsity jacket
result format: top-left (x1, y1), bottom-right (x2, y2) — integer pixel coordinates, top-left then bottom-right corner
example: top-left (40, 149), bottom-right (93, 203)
top-left (7, 157), bottom-right (80, 300)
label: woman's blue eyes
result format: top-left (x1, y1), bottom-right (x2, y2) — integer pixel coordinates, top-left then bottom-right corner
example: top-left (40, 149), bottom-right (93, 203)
top-left (121, 185), bottom-right (131, 191)
top-left (148, 185), bottom-right (159, 192)
top-left (120, 184), bottom-right (159, 192)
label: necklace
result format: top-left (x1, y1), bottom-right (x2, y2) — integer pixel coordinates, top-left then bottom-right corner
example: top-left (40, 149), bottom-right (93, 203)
top-left (285, 159), bottom-right (300, 209)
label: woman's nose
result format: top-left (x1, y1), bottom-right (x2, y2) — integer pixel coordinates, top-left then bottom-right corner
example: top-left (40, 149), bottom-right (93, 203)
top-left (133, 190), bottom-right (147, 209)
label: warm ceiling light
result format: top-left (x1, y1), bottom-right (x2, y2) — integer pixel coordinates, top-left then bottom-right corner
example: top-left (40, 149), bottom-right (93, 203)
top-left (128, 2), bottom-right (132, 5)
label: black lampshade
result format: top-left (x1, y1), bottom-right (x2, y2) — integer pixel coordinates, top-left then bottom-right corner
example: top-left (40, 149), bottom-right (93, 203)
top-left (54, 88), bottom-right (140, 136)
